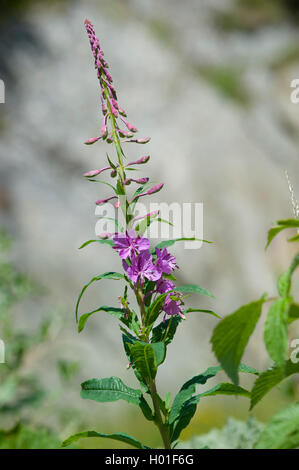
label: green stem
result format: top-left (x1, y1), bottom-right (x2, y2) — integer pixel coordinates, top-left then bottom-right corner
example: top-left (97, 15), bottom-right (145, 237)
top-left (149, 379), bottom-right (171, 449)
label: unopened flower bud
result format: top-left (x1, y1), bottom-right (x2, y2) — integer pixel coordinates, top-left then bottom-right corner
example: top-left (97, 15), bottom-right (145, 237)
top-left (118, 107), bottom-right (127, 117)
top-left (101, 124), bottom-right (108, 139)
top-left (120, 116), bottom-right (138, 133)
top-left (126, 137), bottom-right (151, 144)
top-left (127, 155), bottom-right (150, 166)
top-left (84, 136), bottom-right (101, 145)
top-left (95, 195), bottom-right (117, 205)
top-left (83, 169), bottom-right (102, 177)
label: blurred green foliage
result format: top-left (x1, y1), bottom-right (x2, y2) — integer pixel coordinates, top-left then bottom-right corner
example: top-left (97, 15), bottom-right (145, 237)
top-left (0, 229), bottom-right (80, 448)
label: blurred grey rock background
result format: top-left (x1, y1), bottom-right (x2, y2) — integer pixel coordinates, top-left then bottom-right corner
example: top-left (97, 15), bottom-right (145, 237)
top-left (1, 0), bottom-right (299, 428)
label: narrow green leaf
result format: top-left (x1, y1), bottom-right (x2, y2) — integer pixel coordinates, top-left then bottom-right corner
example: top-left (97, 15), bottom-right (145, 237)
top-left (170, 395), bottom-right (200, 442)
top-left (145, 292), bottom-right (170, 326)
top-left (151, 316), bottom-right (182, 345)
top-left (78, 306), bottom-right (124, 333)
top-left (169, 364), bottom-right (258, 443)
top-left (250, 360), bottom-right (299, 409)
top-left (183, 308), bottom-right (221, 319)
top-left (197, 382), bottom-right (250, 399)
top-left (266, 226), bottom-right (285, 248)
top-left (81, 376), bottom-right (143, 406)
top-left (79, 239), bottom-right (114, 249)
top-left (75, 272), bottom-right (125, 322)
top-left (169, 366), bottom-right (222, 425)
top-left (211, 298), bottom-right (265, 385)
top-left (266, 219), bottom-right (299, 248)
top-left (288, 234), bottom-right (299, 242)
top-left (62, 430), bottom-right (148, 449)
top-left (175, 284), bottom-right (214, 298)
top-left (154, 237), bottom-right (212, 251)
top-left (264, 298), bottom-right (290, 365)
top-left (254, 403), bottom-right (299, 449)
top-left (278, 253), bottom-right (299, 297)
top-left (277, 219), bottom-right (299, 227)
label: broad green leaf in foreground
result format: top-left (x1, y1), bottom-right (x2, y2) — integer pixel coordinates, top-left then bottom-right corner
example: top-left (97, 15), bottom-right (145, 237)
top-left (211, 298), bottom-right (265, 385)
top-left (254, 403), bottom-right (299, 449)
top-left (62, 430), bottom-right (148, 449)
top-left (250, 360), bottom-right (299, 409)
top-left (75, 272), bottom-right (125, 322)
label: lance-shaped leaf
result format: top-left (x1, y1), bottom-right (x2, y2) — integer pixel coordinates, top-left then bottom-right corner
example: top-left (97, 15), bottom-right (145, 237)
top-left (151, 316), bottom-right (182, 345)
top-left (169, 363), bottom-right (257, 426)
top-left (264, 298), bottom-right (290, 366)
top-left (254, 403), bottom-right (299, 449)
top-left (169, 366), bottom-right (222, 425)
top-left (80, 376), bottom-right (152, 420)
top-left (169, 365), bottom-right (257, 443)
top-left (78, 305), bottom-right (125, 333)
top-left (174, 284), bottom-right (214, 298)
top-left (211, 298), bottom-right (265, 385)
top-left (79, 239), bottom-right (114, 249)
top-left (62, 430), bottom-right (149, 449)
top-left (129, 342), bottom-right (157, 381)
top-left (75, 272), bottom-right (125, 322)
top-left (145, 291), bottom-right (172, 327)
top-left (277, 253), bottom-right (299, 297)
top-left (154, 237), bottom-right (212, 251)
top-left (250, 360), bottom-right (299, 409)
top-left (266, 219), bottom-right (299, 248)
top-left (196, 382), bottom-right (250, 399)
top-left (183, 308), bottom-right (221, 319)
top-left (170, 394), bottom-right (201, 443)
top-left (122, 333), bottom-right (147, 391)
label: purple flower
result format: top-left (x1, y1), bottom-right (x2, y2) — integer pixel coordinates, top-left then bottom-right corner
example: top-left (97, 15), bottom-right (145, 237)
top-left (156, 278), bottom-right (175, 294)
top-left (163, 293), bottom-right (184, 318)
top-left (113, 230), bottom-right (149, 259)
top-left (123, 251), bottom-right (161, 285)
top-left (155, 247), bottom-right (177, 275)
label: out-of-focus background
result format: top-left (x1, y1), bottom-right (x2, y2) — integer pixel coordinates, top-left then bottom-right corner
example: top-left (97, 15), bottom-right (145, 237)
top-left (0, 0), bottom-right (299, 448)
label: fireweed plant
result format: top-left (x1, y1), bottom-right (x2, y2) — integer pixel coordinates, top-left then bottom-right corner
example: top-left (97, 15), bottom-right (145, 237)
top-left (61, 19), bottom-right (262, 450)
